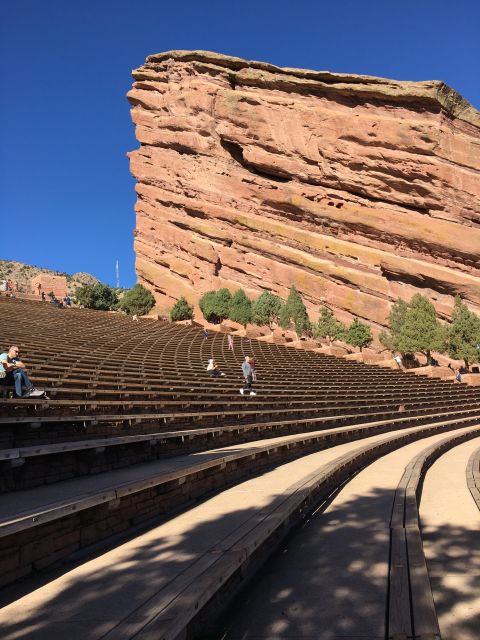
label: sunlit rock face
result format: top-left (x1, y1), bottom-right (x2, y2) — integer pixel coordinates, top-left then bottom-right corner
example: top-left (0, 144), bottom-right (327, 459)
top-left (128, 50), bottom-right (480, 327)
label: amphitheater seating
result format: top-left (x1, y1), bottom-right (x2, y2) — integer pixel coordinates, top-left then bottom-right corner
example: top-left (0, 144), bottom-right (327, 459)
top-left (1, 296), bottom-right (479, 638)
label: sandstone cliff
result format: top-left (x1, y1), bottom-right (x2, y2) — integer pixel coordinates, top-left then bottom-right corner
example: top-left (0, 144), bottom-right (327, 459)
top-left (128, 50), bottom-right (480, 329)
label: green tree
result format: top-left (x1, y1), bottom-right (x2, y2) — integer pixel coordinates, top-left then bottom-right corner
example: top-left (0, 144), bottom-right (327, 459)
top-left (379, 330), bottom-right (394, 351)
top-left (199, 291), bottom-right (217, 322)
top-left (313, 306), bottom-right (346, 343)
top-left (251, 291), bottom-right (283, 329)
top-left (170, 296), bottom-right (194, 321)
top-left (199, 289), bottom-right (232, 323)
top-left (396, 294), bottom-right (444, 364)
top-left (380, 298), bottom-right (411, 352)
top-left (228, 289), bottom-right (252, 326)
top-left (278, 285), bottom-right (310, 335)
top-left (389, 298), bottom-right (408, 337)
top-left (75, 283), bottom-right (119, 311)
top-left (215, 288), bottom-right (232, 322)
top-left (118, 284), bottom-right (156, 316)
top-left (446, 296), bottom-right (480, 368)
top-left (346, 318), bottom-right (373, 352)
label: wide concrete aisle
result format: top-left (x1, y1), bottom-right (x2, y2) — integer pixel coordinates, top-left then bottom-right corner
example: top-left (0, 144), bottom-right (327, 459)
top-left (420, 438), bottom-right (480, 640)
top-left (213, 431), bottom-right (470, 640)
top-left (0, 425), bottom-right (432, 640)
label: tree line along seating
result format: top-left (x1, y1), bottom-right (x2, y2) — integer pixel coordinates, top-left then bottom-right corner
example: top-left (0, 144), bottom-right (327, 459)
top-left (0, 296), bottom-right (479, 639)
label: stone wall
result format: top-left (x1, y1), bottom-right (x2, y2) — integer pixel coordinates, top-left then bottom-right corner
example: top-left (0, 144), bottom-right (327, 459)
top-left (31, 274), bottom-right (67, 299)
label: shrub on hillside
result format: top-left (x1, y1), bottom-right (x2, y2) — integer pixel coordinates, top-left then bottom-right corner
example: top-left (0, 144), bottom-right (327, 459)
top-left (228, 289), bottom-right (252, 326)
top-left (252, 291), bottom-right (283, 329)
top-left (118, 284), bottom-right (156, 316)
top-left (170, 296), bottom-right (194, 321)
top-left (75, 283), bottom-right (119, 311)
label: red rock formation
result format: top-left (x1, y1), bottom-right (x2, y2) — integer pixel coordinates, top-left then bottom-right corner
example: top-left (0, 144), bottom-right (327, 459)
top-left (128, 50), bottom-right (480, 328)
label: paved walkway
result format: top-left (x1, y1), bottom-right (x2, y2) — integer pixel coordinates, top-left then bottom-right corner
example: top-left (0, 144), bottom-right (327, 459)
top-left (420, 438), bottom-right (480, 640)
top-left (213, 429), bottom-right (480, 640)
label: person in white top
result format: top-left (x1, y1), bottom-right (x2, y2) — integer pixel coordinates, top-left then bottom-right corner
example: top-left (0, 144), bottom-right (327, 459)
top-left (207, 359), bottom-right (226, 377)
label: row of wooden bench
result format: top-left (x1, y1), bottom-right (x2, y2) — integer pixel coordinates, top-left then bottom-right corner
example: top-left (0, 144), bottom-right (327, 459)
top-left (1, 295), bottom-right (477, 608)
top-left (2, 417), bottom-right (478, 636)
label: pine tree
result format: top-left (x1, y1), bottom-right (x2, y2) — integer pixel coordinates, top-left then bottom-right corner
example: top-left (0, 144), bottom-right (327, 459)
top-left (251, 291), bottom-right (283, 329)
top-left (379, 330), bottom-right (394, 351)
top-left (277, 302), bottom-right (290, 330)
top-left (216, 288), bottom-right (232, 321)
top-left (75, 283), bottom-right (119, 311)
top-left (396, 294), bottom-right (444, 364)
top-left (199, 289), bottom-right (232, 323)
top-left (313, 306), bottom-right (346, 343)
top-left (346, 318), bottom-right (372, 352)
top-left (199, 291), bottom-right (218, 323)
top-left (170, 296), bottom-right (194, 321)
top-left (447, 296), bottom-right (480, 368)
top-left (228, 289), bottom-right (252, 326)
top-left (278, 285), bottom-right (310, 335)
top-left (118, 284), bottom-right (155, 316)
top-left (389, 298), bottom-right (408, 338)
top-left (381, 298), bottom-right (409, 352)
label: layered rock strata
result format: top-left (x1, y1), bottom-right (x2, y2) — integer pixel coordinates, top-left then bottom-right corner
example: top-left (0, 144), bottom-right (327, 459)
top-left (128, 50), bottom-right (480, 328)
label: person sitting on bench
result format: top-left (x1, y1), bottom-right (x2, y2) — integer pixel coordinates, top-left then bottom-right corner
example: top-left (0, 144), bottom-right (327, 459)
top-left (206, 359), bottom-right (226, 377)
top-left (0, 346), bottom-right (44, 398)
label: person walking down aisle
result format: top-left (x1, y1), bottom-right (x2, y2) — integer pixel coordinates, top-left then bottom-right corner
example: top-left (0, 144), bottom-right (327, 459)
top-left (227, 334), bottom-right (234, 351)
top-left (240, 356), bottom-right (256, 396)
top-left (0, 346), bottom-right (44, 398)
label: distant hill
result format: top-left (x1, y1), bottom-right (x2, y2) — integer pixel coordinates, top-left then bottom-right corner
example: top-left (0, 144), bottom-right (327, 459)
top-left (0, 260), bottom-right (102, 295)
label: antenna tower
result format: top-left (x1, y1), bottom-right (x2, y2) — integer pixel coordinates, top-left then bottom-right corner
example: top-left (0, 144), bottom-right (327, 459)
top-left (116, 260), bottom-right (120, 289)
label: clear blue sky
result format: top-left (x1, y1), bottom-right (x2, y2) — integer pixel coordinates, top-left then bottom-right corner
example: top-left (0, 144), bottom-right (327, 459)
top-left (1, 0), bottom-right (479, 287)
